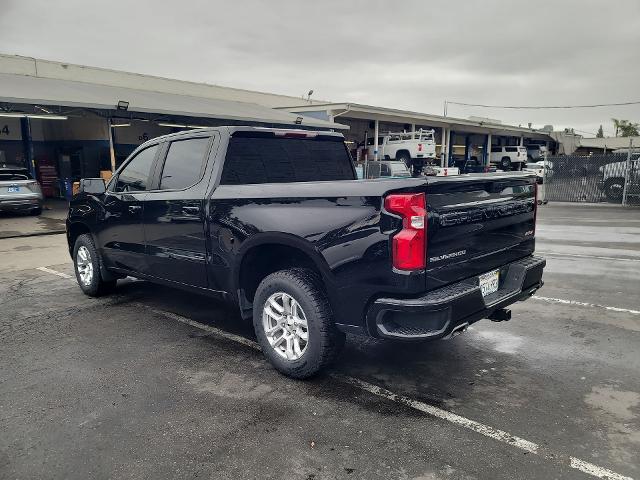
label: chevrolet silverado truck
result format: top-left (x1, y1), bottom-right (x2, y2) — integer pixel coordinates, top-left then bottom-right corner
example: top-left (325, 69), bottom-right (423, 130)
top-left (67, 126), bottom-right (545, 378)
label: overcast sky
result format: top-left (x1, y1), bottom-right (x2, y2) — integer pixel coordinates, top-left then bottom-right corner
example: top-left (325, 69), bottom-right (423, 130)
top-left (1, 0), bottom-right (639, 136)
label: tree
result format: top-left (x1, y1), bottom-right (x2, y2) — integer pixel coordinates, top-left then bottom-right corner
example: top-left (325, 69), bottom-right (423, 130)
top-left (596, 125), bottom-right (604, 138)
top-left (612, 118), bottom-right (640, 137)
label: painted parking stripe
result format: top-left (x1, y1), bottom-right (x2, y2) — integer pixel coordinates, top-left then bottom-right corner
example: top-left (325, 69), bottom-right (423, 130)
top-left (533, 295), bottom-right (640, 315)
top-left (136, 303), bottom-right (261, 350)
top-left (36, 266), bottom-right (73, 279)
top-left (335, 375), bottom-right (633, 480)
top-left (137, 303), bottom-right (634, 480)
top-left (537, 251), bottom-right (640, 262)
top-left (34, 266), bottom-right (635, 480)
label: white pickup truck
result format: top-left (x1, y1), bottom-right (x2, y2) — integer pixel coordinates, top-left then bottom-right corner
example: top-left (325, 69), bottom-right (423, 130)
top-left (360, 129), bottom-right (436, 165)
top-left (490, 146), bottom-right (528, 171)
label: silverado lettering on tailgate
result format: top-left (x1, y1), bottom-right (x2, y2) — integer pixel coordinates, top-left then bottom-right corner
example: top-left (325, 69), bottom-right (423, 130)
top-left (438, 199), bottom-right (533, 227)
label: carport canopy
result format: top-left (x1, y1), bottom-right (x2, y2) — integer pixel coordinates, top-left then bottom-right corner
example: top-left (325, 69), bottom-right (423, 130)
top-left (0, 73), bottom-right (348, 130)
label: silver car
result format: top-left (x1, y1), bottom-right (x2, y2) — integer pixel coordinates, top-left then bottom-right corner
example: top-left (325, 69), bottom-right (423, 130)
top-left (0, 165), bottom-right (44, 215)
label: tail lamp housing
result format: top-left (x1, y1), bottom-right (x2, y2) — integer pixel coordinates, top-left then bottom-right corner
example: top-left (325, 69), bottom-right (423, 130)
top-left (384, 192), bottom-right (427, 270)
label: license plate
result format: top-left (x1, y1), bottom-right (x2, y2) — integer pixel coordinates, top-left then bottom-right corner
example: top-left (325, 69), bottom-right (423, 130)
top-left (8, 186), bottom-right (20, 193)
top-left (479, 269), bottom-right (500, 297)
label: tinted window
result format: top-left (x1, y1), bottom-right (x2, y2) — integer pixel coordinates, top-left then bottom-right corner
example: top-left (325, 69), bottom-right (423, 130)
top-left (114, 145), bottom-right (158, 192)
top-left (491, 146), bottom-right (502, 152)
top-left (0, 169), bottom-right (32, 181)
top-left (160, 137), bottom-right (210, 190)
top-left (505, 147), bottom-right (517, 152)
top-left (221, 137), bottom-right (355, 185)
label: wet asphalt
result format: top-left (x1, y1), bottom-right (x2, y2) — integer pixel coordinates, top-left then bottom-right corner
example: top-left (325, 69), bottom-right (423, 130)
top-left (0, 203), bottom-right (638, 479)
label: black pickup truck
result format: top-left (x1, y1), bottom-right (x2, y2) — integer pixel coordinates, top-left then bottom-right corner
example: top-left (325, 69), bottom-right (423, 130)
top-left (67, 127), bottom-right (545, 378)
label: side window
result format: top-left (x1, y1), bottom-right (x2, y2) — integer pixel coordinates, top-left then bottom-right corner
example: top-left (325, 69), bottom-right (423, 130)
top-left (505, 147), bottom-right (517, 153)
top-left (114, 145), bottom-right (158, 192)
top-left (159, 137), bottom-right (210, 190)
top-left (491, 146), bottom-right (502, 153)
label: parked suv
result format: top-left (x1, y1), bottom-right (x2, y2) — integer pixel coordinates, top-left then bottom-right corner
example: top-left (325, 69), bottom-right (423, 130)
top-left (490, 146), bottom-right (528, 170)
top-left (67, 127), bottom-right (544, 378)
top-left (0, 164), bottom-right (43, 215)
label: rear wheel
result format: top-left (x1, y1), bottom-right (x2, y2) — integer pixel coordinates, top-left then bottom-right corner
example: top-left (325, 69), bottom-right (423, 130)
top-left (604, 178), bottom-right (625, 202)
top-left (500, 157), bottom-right (511, 170)
top-left (30, 207), bottom-right (42, 216)
top-left (73, 233), bottom-right (117, 297)
top-left (253, 268), bottom-right (345, 379)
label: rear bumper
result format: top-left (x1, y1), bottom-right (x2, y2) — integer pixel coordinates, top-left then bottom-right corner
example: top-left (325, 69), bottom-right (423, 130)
top-left (0, 196), bottom-right (43, 212)
top-left (366, 255), bottom-right (545, 340)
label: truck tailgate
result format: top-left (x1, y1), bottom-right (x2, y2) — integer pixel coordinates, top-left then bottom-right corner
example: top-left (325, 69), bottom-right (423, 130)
top-left (425, 174), bottom-right (536, 290)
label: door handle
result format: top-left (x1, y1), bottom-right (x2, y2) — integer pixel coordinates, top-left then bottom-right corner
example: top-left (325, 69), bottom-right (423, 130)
top-left (182, 206), bottom-right (200, 215)
top-left (128, 205), bottom-right (142, 213)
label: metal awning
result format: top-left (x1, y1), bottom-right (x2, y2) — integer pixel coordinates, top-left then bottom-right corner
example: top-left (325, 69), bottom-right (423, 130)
top-left (279, 102), bottom-right (552, 139)
top-left (0, 73), bottom-right (348, 130)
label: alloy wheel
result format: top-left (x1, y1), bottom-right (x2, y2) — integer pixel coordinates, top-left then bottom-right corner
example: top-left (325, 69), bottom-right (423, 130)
top-left (262, 292), bottom-right (309, 360)
top-left (76, 245), bottom-right (94, 286)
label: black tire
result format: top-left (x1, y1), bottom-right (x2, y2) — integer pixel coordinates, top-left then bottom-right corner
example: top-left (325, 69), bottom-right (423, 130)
top-left (253, 268), bottom-right (345, 379)
top-left (30, 207), bottom-right (42, 216)
top-left (73, 233), bottom-right (117, 297)
top-left (604, 178), bottom-right (624, 203)
top-left (500, 157), bottom-right (511, 170)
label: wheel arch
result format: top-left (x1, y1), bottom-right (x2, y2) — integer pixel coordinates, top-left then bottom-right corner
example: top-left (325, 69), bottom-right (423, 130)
top-left (66, 221), bottom-right (92, 257)
top-left (396, 149), bottom-right (411, 160)
top-left (233, 233), bottom-right (335, 319)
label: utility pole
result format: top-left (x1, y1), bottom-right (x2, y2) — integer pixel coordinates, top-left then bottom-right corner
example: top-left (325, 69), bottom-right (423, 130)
top-left (622, 138), bottom-right (633, 206)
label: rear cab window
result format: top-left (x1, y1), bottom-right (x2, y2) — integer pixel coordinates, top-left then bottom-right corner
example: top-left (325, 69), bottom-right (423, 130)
top-left (220, 134), bottom-right (355, 185)
top-left (159, 137), bottom-right (210, 190)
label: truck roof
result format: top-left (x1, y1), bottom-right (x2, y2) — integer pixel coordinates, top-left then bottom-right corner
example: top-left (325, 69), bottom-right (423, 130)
top-left (140, 125), bottom-right (345, 145)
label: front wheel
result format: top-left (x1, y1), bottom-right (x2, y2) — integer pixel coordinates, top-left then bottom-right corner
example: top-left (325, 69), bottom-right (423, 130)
top-left (253, 268), bottom-right (345, 379)
top-left (73, 234), bottom-right (117, 297)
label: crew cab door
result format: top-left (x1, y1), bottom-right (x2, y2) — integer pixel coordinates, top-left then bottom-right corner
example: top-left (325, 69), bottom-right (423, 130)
top-left (141, 134), bottom-right (216, 288)
top-left (100, 143), bottom-right (160, 273)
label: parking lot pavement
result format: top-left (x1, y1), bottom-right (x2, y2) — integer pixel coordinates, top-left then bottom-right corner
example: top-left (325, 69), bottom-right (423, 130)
top-left (0, 198), bottom-right (67, 239)
top-left (1, 204), bottom-right (639, 480)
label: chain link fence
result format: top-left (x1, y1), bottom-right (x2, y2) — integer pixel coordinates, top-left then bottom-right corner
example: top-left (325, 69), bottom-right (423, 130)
top-left (541, 142), bottom-right (638, 205)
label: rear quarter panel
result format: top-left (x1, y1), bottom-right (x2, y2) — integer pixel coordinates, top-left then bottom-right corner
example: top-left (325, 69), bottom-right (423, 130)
top-left (207, 180), bottom-right (427, 328)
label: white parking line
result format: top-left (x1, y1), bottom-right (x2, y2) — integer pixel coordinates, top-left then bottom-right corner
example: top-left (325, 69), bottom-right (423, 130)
top-left (34, 265), bottom-right (635, 480)
top-left (538, 251), bottom-right (640, 262)
top-left (36, 266), bottom-right (73, 279)
top-left (533, 295), bottom-right (640, 315)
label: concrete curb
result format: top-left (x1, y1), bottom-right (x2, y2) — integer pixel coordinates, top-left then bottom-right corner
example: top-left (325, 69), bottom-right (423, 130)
top-left (0, 229), bottom-right (66, 240)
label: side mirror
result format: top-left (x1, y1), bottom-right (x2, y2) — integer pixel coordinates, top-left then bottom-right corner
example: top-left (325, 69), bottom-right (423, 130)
top-left (78, 178), bottom-right (106, 195)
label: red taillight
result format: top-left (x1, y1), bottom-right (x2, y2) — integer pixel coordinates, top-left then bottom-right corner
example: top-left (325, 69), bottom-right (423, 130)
top-left (418, 143), bottom-right (423, 151)
top-left (384, 193), bottom-right (427, 270)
